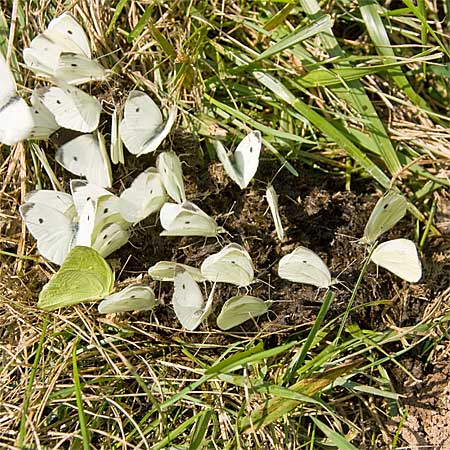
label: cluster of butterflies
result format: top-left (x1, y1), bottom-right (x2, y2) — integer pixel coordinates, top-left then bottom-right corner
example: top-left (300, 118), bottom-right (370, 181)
top-left (4, 12), bottom-right (423, 330)
top-left (277, 191), bottom-right (422, 287)
top-left (38, 244), bottom-right (270, 331)
top-left (36, 190), bottom-right (422, 332)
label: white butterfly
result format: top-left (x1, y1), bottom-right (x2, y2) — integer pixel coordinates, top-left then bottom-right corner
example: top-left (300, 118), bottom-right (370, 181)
top-left (173, 268), bottom-right (215, 331)
top-left (361, 191), bottom-right (407, 244)
top-left (370, 238), bottom-right (421, 282)
top-left (200, 243), bottom-right (254, 286)
top-left (90, 222), bottom-right (129, 258)
top-left (19, 197), bottom-right (76, 265)
top-left (278, 246), bottom-right (333, 289)
top-left (20, 184), bottom-right (129, 265)
top-left (76, 197), bottom-right (128, 257)
top-left (70, 187), bottom-right (128, 245)
top-left (38, 81), bottom-right (101, 132)
top-left (216, 295), bottom-right (269, 330)
top-left (148, 261), bottom-right (205, 282)
top-left (157, 151), bottom-right (186, 203)
top-left (160, 201), bottom-right (224, 237)
top-left (70, 179), bottom-right (113, 213)
top-left (266, 184), bottom-right (284, 241)
top-left (28, 91), bottom-right (60, 140)
top-left (120, 91), bottom-right (176, 156)
top-left (23, 12), bottom-right (106, 85)
top-left (56, 133), bottom-right (112, 188)
top-left (24, 189), bottom-right (76, 218)
top-left (110, 107), bottom-right (124, 165)
top-left (0, 53), bottom-right (34, 145)
top-left (119, 168), bottom-right (167, 224)
top-left (98, 284), bottom-right (157, 314)
top-left (214, 131), bottom-right (262, 189)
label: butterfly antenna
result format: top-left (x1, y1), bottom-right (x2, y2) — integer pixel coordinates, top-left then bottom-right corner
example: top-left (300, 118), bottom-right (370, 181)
top-left (220, 201), bottom-right (236, 228)
top-left (269, 157), bottom-right (289, 186)
top-left (255, 257), bottom-right (279, 281)
top-left (334, 231), bottom-right (360, 243)
top-left (333, 257), bottom-right (359, 283)
top-left (117, 254), bottom-right (132, 280)
top-left (389, 154), bottom-right (425, 189)
top-left (253, 276), bottom-right (275, 291)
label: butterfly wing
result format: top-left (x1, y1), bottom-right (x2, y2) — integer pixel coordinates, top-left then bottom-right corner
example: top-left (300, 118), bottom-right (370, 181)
top-left (20, 203), bottom-right (75, 265)
top-left (148, 261), bottom-right (205, 282)
top-left (56, 133), bottom-right (112, 187)
top-left (217, 295), bottom-right (268, 330)
top-left (110, 107), bottom-right (124, 165)
top-left (24, 13), bottom-right (100, 85)
top-left (0, 96), bottom-right (34, 145)
top-left (266, 184), bottom-right (284, 241)
top-left (47, 12), bottom-right (92, 58)
top-left (74, 193), bottom-right (127, 246)
top-left (160, 201), bottom-right (219, 237)
top-left (120, 91), bottom-right (163, 155)
top-left (23, 33), bottom-right (65, 78)
top-left (23, 29), bottom-right (85, 79)
top-left (25, 190), bottom-right (75, 217)
top-left (39, 83), bottom-right (101, 132)
top-left (362, 191), bottom-right (407, 244)
top-left (29, 91), bottom-right (59, 139)
top-left (70, 180), bottom-right (112, 213)
top-left (0, 55), bottom-right (34, 144)
top-left (74, 199), bottom-right (97, 247)
top-left (173, 269), bottom-right (209, 330)
top-left (278, 246), bottom-right (332, 288)
top-left (140, 107), bottom-right (176, 155)
top-left (98, 284), bottom-right (156, 314)
top-left (55, 52), bottom-right (106, 84)
top-left (0, 53), bottom-right (17, 105)
top-left (233, 131), bottom-right (262, 188)
top-left (371, 238), bottom-right (422, 282)
top-left (37, 246), bottom-right (114, 310)
top-left (91, 223), bottom-right (129, 258)
top-left (157, 151), bottom-right (186, 203)
top-left (200, 243), bottom-right (254, 286)
top-left (214, 131), bottom-right (261, 189)
top-left (214, 140), bottom-right (242, 187)
top-left (119, 168), bottom-right (167, 223)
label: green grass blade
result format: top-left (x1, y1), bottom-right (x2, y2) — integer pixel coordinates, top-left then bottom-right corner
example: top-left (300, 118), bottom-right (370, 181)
top-left (106, 0), bottom-right (128, 36)
top-left (335, 244), bottom-right (376, 343)
top-left (249, 67), bottom-right (391, 188)
top-left (17, 317), bottom-right (48, 448)
top-left (72, 341), bottom-right (91, 450)
top-left (127, 4), bottom-right (154, 42)
top-left (310, 417), bottom-right (359, 450)
top-left (148, 22), bottom-right (177, 58)
top-left (358, 0), bottom-right (435, 114)
top-left (255, 15), bottom-right (331, 62)
top-left (283, 290), bottom-right (335, 384)
top-left (152, 414), bottom-right (199, 450)
top-left (297, 53), bottom-right (440, 88)
top-left (264, 4), bottom-right (296, 31)
top-left (239, 363), bottom-right (359, 433)
top-left (206, 341), bottom-right (298, 375)
top-left (189, 409), bottom-right (213, 450)
top-left (299, 0), bottom-right (402, 175)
